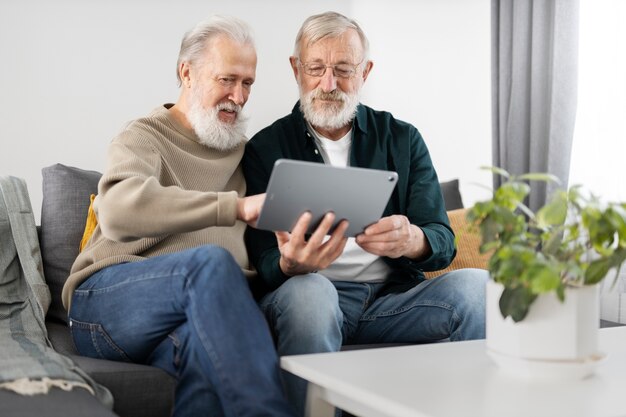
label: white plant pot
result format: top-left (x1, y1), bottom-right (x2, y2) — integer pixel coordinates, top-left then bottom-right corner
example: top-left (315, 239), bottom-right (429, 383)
top-left (486, 280), bottom-right (604, 379)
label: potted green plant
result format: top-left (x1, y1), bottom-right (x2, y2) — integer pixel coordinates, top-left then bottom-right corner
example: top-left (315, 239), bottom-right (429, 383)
top-left (468, 167), bottom-right (626, 378)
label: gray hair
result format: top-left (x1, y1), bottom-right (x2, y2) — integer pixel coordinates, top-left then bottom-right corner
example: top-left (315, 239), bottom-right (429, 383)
top-left (293, 11), bottom-right (370, 62)
top-left (176, 15), bottom-right (255, 86)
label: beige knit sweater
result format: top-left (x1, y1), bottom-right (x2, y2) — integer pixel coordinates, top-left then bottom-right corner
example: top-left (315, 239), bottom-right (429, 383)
top-left (63, 104), bottom-right (253, 311)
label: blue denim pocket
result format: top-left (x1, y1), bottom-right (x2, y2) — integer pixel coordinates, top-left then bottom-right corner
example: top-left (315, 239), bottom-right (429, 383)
top-left (69, 318), bottom-right (132, 362)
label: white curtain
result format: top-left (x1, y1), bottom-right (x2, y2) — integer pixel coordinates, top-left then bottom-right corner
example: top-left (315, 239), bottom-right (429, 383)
top-left (491, 0), bottom-right (579, 212)
top-left (569, 0), bottom-right (626, 204)
top-left (572, 0), bottom-right (626, 324)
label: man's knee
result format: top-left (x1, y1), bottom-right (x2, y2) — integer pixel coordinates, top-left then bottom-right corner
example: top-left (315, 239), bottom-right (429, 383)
top-left (429, 268), bottom-right (488, 316)
top-left (441, 268), bottom-right (488, 294)
top-left (263, 274), bottom-right (341, 336)
top-left (190, 244), bottom-right (236, 265)
top-left (186, 245), bottom-right (247, 290)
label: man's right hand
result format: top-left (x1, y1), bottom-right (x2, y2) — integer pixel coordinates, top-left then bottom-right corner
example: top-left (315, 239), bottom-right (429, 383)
top-left (277, 212), bottom-right (349, 276)
top-left (237, 193), bottom-right (266, 227)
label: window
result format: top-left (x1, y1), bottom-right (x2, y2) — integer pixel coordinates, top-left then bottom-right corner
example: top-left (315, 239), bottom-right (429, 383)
top-left (568, 0), bottom-right (626, 203)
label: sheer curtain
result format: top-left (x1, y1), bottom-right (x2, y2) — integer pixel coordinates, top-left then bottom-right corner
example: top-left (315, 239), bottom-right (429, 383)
top-left (569, 0), bottom-right (626, 323)
top-left (491, 0), bottom-right (579, 212)
top-left (568, 0), bottom-right (626, 203)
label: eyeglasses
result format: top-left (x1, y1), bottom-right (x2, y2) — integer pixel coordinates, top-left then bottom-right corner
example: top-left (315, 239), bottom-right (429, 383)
top-left (298, 59), bottom-right (363, 79)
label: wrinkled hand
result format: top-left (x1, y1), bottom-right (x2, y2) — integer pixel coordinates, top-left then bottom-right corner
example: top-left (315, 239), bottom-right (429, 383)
top-left (277, 212), bottom-right (349, 276)
top-left (355, 215), bottom-right (430, 259)
top-left (237, 193), bottom-right (266, 227)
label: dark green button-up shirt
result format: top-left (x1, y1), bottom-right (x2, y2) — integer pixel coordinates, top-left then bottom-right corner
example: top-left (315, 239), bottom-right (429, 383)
top-left (243, 102), bottom-right (455, 295)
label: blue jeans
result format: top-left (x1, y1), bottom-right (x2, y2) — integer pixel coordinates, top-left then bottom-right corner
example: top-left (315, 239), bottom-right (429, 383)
top-left (69, 245), bottom-right (295, 417)
top-left (260, 268), bottom-right (488, 415)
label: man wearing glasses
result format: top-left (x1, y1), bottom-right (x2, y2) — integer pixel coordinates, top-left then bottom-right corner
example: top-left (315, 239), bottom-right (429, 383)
top-left (243, 11), bottom-right (488, 416)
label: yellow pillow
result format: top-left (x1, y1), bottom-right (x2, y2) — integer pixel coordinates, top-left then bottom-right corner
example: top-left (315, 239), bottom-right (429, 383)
top-left (424, 208), bottom-right (490, 279)
top-left (79, 194), bottom-right (98, 252)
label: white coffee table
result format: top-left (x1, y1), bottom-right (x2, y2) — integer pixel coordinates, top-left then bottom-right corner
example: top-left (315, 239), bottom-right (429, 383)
top-left (280, 327), bottom-right (626, 417)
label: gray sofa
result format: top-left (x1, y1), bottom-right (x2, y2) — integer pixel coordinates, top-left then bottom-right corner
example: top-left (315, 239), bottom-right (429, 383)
top-left (2, 163), bottom-right (466, 417)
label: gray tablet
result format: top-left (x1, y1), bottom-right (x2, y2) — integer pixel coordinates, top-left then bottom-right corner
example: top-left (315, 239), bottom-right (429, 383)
top-left (256, 159), bottom-right (398, 237)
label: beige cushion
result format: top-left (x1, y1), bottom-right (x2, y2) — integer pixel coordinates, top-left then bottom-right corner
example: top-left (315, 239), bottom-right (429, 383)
top-left (424, 208), bottom-right (490, 279)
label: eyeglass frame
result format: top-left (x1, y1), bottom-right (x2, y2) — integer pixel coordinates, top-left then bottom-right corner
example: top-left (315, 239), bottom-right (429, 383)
top-left (296, 58), bottom-right (365, 79)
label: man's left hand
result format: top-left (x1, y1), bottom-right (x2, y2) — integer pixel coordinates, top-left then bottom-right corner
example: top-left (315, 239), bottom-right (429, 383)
top-left (355, 215), bottom-right (431, 260)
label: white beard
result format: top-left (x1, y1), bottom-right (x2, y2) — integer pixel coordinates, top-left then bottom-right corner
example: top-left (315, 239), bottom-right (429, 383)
top-left (187, 88), bottom-right (249, 151)
top-left (299, 87), bottom-right (360, 131)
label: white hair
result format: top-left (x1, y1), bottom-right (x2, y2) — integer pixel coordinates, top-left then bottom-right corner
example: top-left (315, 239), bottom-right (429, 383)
top-left (176, 15), bottom-right (255, 86)
top-left (293, 11), bottom-right (369, 62)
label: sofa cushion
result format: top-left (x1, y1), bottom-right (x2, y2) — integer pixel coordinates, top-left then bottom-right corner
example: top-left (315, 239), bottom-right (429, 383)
top-left (41, 164), bottom-right (102, 324)
top-left (47, 321), bottom-right (175, 417)
top-left (70, 355), bottom-right (175, 417)
top-left (440, 179), bottom-right (464, 210)
top-left (0, 388), bottom-right (118, 417)
top-left (424, 208), bottom-right (490, 279)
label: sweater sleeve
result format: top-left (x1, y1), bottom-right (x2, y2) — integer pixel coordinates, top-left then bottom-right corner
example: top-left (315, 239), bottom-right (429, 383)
top-left (95, 134), bottom-right (238, 242)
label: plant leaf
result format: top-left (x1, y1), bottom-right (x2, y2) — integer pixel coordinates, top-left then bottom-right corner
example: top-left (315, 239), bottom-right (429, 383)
top-left (541, 229), bottom-right (563, 256)
top-left (499, 286), bottom-right (537, 322)
top-left (585, 258), bottom-right (612, 285)
top-left (496, 182), bottom-right (530, 207)
top-left (517, 173), bottom-right (562, 184)
top-left (481, 166), bottom-right (511, 179)
top-left (527, 264), bottom-right (561, 294)
top-left (589, 248), bottom-right (626, 285)
top-left (536, 192), bottom-right (568, 228)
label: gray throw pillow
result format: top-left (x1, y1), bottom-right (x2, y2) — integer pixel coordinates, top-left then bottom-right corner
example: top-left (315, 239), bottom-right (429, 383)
top-left (440, 179), bottom-right (464, 210)
top-left (41, 164), bottom-right (102, 324)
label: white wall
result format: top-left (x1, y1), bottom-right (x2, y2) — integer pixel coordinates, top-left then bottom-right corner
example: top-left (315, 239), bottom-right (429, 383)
top-left (0, 0), bottom-right (491, 222)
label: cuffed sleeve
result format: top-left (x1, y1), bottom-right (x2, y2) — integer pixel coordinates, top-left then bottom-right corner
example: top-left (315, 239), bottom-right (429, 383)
top-left (216, 191), bottom-right (238, 227)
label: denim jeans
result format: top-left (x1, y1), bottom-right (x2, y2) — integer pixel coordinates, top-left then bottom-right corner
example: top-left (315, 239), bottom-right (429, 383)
top-left (69, 245), bottom-right (295, 417)
top-left (260, 268), bottom-right (488, 416)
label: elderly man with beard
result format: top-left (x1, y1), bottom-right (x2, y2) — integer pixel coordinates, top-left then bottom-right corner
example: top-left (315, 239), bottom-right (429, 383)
top-left (64, 15), bottom-right (296, 417)
top-left (243, 11), bottom-right (488, 415)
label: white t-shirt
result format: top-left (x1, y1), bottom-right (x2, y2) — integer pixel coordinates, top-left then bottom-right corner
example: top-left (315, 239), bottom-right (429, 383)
top-left (309, 125), bottom-right (391, 283)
